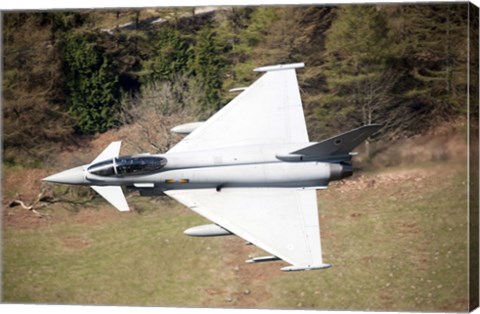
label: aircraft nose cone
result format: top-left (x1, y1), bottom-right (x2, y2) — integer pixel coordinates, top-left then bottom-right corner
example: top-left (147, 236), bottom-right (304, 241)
top-left (43, 166), bottom-right (86, 185)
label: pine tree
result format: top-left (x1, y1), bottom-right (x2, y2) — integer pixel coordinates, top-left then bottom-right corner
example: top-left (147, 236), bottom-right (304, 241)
top-left (63, 34), bottom-right (122, 134)
top-left (144, 26), bottom-right (192, 82)
top-left (316, 5), bottom-right (398, 154)
top-left (212, 7), bottom-right (256, 91)
top-left (388, 4), bottom-right (469, 117)
top-left (318, 6), bottom-right (395, 132)
top-left (3, 13), bottom-right (75, 165)
top-left (222, 7), bottom-right (280, 88)
top-left (191, 25), bottom-right (225, 113)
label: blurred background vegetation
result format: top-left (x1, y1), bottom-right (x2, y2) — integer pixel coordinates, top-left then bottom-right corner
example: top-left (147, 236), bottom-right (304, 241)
top-left (2, 4), bottom-right (476, 167)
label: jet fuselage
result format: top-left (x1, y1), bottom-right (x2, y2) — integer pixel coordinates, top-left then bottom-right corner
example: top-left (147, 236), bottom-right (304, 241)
top-left (46, 143), bottom-right (353, 190)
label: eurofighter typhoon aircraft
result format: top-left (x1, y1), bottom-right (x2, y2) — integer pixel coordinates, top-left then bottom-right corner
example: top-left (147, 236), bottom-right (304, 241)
top-left (44, 63), bottom-right (382, 271)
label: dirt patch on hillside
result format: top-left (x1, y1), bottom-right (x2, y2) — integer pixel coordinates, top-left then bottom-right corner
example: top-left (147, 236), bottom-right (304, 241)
top-left (2, 204), bottom-right (131, 230)
top-left (61, 235), bottom-right (91, 250)
top-left (2, 168), bottom-right (49, 201)
top-left (2, 167), bottom-right (54, 229)
top-left (438, 298), bottom-right (469, 312)
top-left (2, 161), bottom-right (134, 230)
top-left (200, 236), bottom-right (281, 308)
top-left (3, 207), bottom-right (54, 230)
top-left (224, 243), bottom-right (279, 308)
top-left (66, 207), bottom-right (134, 226)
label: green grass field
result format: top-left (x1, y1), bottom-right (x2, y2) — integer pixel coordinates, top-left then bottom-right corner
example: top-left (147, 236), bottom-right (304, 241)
top-left (2, 160), bottom-right (470, 311)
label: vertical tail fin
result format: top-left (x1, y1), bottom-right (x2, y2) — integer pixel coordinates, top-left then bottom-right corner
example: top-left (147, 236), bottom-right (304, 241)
top-left (290, 124), bottom-right (383, 160)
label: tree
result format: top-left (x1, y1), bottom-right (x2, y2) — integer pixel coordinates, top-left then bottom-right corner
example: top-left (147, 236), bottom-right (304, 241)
top-left (268, 7), bottom-right (335, 140)
top-left (3, 13), bottom-right (75, 165)
top-left (143, 26), bottom-right (192, 82)
top-left (120, 74), bottom-right (202, 153)
top-left (211, 7), bottom-right (256, 91)
top-left (221, 6), bottom-right (335, 140)
top-left (62, 33), bottom-right (122, 134)
top-left (316, 5), bottom-right (397, 153)
top-left (191, 25), bottom-right (226, 113)
top-left (387, 4), bottom-right (469, 118)
top-left (227, 7), bottom-right (281, 88)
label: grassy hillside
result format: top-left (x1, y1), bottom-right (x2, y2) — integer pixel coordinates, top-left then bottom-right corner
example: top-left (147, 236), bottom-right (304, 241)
top-left (2, 158), bottom-right (469, 311)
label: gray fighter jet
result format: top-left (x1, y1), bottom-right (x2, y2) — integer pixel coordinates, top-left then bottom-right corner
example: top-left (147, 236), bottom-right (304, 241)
top-left (44, 63), bottom-right (382, 271)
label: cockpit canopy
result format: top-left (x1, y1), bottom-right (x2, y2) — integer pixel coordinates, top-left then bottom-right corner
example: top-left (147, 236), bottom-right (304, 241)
top-left (87, 156), bottom-right (167, 177)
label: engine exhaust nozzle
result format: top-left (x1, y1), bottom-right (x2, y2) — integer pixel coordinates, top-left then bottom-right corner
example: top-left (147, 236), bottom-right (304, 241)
top-left (330, 162), bottom-right (353, 181)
